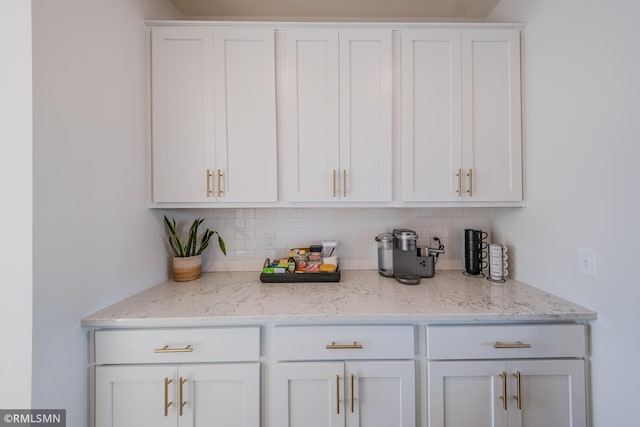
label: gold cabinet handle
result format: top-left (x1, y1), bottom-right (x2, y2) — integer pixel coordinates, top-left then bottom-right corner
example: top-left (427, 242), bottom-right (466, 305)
top-left (217, 169), bottom-right (224, 197)
top-left (343, 170), bottom-right (347, 197)
top-left (456, 168), bottom-right (462, 195)
top-left (164, 377), bottom-right (173, 416)
top-left (493, 341), bottom-right (532, 349)
top-left (350, 374), bottom-right (355, 413)
top-left (326, 341), bottom-right (363, 350)
top-left (332, 170), bottom-right (337, 198)
top-left (336, 374), bottom-right (340, 414)
top-left (513, 371), bottom-right (522, 410)
top-left (499, 371), bottom-right (507, 411)
top-left (154, 345), bottom-right (193, 353)
top-left (179, 377), bottom-right (187, 416)
top-left (206, 169), bottom-right (213, 197)
top-left (466, 169), bottom-right (473, 196)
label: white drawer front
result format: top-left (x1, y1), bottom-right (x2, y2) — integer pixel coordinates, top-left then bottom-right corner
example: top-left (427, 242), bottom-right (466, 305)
top-left (95, 327), bottom-right (260, 364)
top-left (272, 325), bottom-right (414, 361)
top-left (426, 324), bottom-right (585, 360)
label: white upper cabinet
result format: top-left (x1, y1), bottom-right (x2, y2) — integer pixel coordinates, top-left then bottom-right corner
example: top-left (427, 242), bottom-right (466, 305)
top-left (213, 28), bottom-right (277, 202)
top-left (150, 23), bottom-right (522, 206)
top-left (402, 28), bottom-right (522, 202)
top-left (151, 26), bottom-right (277, 204)
top-left (402, 29), bottom-right (462, 202)
top-left (152, 27), bottom-right (215, 203)
top-left (280, 28), bottom-right (392, 202)
top-left (280, 29), bottom-right (340, 202)
top-left (461, 29), bottom-right (522, 202)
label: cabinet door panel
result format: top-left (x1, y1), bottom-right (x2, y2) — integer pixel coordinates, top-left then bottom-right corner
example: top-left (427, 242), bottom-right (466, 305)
top-left (346, 361), bottom-right (415, 427)
top-left (507, 360), bottom-right (586, 427)
top-left (339, 30), bottom-right (392, 201)
top-left (179, 363), bottom-right (260, 427)
top-left (401, 29), bottom-right (462, 201)
top-left (461, 29), bottom-right (522, 202)
top-left (151, 28), bottom-right (215, 203)
top-left (96, 365), bottom-right (177, 427)
top-left (273, 362), bottom-right (344, 427)
top-left (428, 361), bottom-right (507, 427)
top-left (282, 30), bottom-right (340, 202)
top-left (213, 29), bottom-right (277, 202)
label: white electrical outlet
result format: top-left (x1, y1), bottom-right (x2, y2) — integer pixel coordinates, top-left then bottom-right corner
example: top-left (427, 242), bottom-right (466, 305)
top-left (265, 233), bottom-right (276, 249)
top-left (577, 248), bottom-right (597, 277)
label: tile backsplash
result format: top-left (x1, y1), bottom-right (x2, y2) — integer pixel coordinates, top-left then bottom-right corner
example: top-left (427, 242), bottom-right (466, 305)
top-left (160, 208), bottom-right (492, 272)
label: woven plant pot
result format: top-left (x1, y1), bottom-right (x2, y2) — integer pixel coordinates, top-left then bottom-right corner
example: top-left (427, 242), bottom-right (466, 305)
top-left (172, 255), bottom-right (202, 282)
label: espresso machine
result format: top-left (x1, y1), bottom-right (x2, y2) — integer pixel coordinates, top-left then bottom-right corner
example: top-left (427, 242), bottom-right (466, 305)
top-left (391, 229), bottom-right (444, 285)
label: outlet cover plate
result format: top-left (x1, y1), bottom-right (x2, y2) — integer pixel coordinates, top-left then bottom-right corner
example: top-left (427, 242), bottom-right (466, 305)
top-left (577, 248), bottom-right (597, 277)
top-left (265, 233), bottom-right (276, 249)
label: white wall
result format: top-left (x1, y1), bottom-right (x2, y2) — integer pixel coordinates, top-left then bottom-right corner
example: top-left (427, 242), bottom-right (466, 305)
top-left (0, 0), bottom-right (33, 408)
top-left (32, 0), bottom-right (181, 424)
top-left (489, 0), bottom-right (640, 424)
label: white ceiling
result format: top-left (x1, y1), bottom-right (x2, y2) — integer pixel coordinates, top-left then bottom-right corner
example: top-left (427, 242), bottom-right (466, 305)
top-left (169, 0), bottom-right (502, 19)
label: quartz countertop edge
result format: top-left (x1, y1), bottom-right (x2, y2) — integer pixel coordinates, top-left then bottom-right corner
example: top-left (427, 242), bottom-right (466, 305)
top-left (81, 270), bottom-right (597, 328)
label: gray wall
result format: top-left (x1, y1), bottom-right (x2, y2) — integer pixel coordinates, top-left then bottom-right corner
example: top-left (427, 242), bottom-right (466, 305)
top-left (32, 0), bottom-right (181, 424)
top-left (489, 0), bottom-right (640, 424)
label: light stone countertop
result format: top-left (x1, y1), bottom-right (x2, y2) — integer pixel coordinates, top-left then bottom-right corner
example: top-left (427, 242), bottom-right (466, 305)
top-left (81, 270), bottom-right (596, 328)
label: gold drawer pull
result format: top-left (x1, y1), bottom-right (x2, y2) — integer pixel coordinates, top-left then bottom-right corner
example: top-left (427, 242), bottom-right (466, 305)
top-left (513, 371), bottom-right (522, 410)
top-left (154, 345), bottom-right (193, 353)
top-left (179, 377), bottom-right (188, 416)
top-left (326, 341), bottom-right (363, 350)
top-left (164, 377), bottom-right (173, 416)
top-left (336, 374), bottom-right (341, 414)
top-left (350, 373), bottom-right (355, 413)
top-left (206, 169), bottom-right (212, 197)
top-left (499, 371), bottom-right (507, 411)
top-left (493, 341), bottom-right (532, 349)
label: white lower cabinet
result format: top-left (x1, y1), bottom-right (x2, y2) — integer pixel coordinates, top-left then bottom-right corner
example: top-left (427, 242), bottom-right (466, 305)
top-left (93, 327), bottom-right (260, 427)
top-left (270, 324), bottom-right (416, 427)
top-left (91, 323), bottom-right (590, 427)
top-left (426, 324), bottom-right (587, 427)
top-left (96, 363), bottom-right (259, 427)
top-left (273, 360), bottom-right (415, 427)
top-left (428, 359), bottom-right (585, 427)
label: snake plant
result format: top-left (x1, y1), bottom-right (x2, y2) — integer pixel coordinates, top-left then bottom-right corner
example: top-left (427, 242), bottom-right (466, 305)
top-left (164, 216), bottom-right (226, 257)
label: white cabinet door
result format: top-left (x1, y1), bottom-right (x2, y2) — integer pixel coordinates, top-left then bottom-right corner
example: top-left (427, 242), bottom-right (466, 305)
top-left (401, 29), bottom-right (462, 202)
top-left (338, 30), bottom-right (392, 202)
top-left (281, 29), bottom-right (392, 202)
top-left (273, 362), bottom-right (345, 427)
top-left (345, 361), bottom-right (415, 427)
top-left (273, 361), bottom-right (415, 427)
top-left (96, 365), bottom-right (177, 427)
top-left (428, 361), bottom-right (508, 427)
top-left (428, 360), bottom-right (586, 427)
top-left (96, 364), bottom-right (260, 427)
top-left (507, 360), bottom-right (586, 427)
top-left (213, 28), bottom-right (277, 202)
top-left (281, 29), bottom-right (340, 202)
top-left (151, 27), bottom-right (215, 203)
top-left (179, 363), bottom-right (260, 427)
top-left (461, 29), bottom-right (522, 202)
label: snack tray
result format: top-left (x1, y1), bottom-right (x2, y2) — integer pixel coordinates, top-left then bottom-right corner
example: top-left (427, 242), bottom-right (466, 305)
top-left (259, 258), bottom-right (341, 283)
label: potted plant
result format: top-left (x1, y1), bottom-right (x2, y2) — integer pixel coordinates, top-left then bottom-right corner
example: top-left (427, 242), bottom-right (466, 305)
top-left (164, 216), bottom-right (226, 282)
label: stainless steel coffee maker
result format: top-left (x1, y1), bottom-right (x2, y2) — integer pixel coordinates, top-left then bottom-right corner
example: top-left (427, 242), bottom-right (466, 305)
top-left (392, 229), bottom-right (419, 282)
top-left (392, 229), bottom-right (445, 285)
